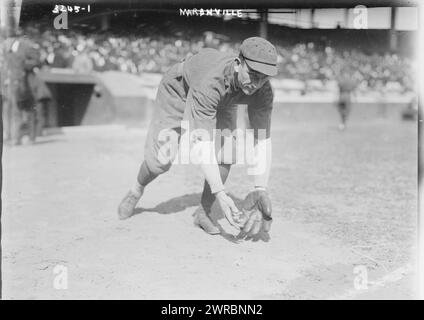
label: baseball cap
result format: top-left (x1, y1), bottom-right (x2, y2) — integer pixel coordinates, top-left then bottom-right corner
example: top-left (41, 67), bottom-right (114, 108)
top-left (240, 37), bottom-right (278, 76)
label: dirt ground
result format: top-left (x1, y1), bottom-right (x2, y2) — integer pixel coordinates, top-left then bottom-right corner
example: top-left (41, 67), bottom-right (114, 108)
top-left (1, 104), bottom-right (418, 299)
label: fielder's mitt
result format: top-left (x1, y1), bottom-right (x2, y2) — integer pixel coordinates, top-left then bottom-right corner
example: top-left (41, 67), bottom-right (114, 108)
top-left (233, 189), bottom-right (272, 236)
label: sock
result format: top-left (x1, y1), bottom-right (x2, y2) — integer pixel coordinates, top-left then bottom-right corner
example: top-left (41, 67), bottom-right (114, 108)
top-left (131, 181), bottom-right (144, 197)
top-left (137, 161), bottom-right (158, 186)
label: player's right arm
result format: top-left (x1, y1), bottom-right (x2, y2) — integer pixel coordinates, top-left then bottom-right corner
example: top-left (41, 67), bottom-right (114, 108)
top-left (185, 81), bottom-right (241, 229)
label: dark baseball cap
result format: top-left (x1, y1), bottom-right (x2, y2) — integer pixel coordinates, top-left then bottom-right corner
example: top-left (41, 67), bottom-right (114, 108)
top-left (240, 37), bottom-right (278, 76)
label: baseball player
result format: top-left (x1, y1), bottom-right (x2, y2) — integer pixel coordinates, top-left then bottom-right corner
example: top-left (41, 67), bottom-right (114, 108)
top-left (336, 67), bottom-right (356, 131)
top-left (118, 37), bottom-right (276, 235)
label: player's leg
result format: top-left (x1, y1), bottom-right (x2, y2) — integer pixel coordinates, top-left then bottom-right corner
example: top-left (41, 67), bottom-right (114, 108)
top-left (10, 95), bottom-right (24, 145)
top-left (118, 63), bottom-right (187, 219)
top-left (27, 106), bottom-right (37, 143)
top-left (27, 100), bottom-right (47, 141)
top-left (35, 101), bottom-right (45, 137)
top-left (118, 124), bottom-right (181, 220)
top-left (194, 105), bottom-right (238, 234)
top-left (344, 101), bottom-right (351, 126)
top-left (338, 101), bottom-right (347, 130)
top-left (2, 95), bottom-right (11, 142)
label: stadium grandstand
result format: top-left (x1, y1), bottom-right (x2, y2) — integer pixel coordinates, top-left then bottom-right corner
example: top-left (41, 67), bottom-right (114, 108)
top-left (0, 0), bottom-right (418, 126)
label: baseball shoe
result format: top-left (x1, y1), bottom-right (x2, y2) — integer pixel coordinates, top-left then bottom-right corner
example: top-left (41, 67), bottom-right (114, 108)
top-left (118, 190), bottom-right (142, 220)
top-left (194, 207), bottom-right (220, 235)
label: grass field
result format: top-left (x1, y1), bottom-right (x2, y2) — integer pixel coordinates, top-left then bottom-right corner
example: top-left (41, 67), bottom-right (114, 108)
top-left (2, 102), bottom-right (418, 299)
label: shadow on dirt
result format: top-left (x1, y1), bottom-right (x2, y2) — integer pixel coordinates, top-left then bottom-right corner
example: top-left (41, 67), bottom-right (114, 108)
top-left (3, 137), bottom-right (66, 147)
top-left (33, 138), bottom-right (67, 145)
top-left (133, 192), bottom-right (271, 243)
top-left (133, 193), bottom-right (201, 215)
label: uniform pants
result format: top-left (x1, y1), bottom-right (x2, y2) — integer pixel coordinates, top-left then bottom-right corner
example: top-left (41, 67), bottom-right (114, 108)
top-left (3, 95), bottom-right (44, 144)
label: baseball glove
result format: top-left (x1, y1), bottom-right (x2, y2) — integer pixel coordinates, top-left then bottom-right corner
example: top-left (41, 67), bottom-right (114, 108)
top-left (233, 189), bottom-right (272, 236)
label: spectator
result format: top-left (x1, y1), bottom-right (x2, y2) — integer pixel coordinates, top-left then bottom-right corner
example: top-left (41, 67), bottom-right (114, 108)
top-left (72, 47), bottom-right (93, 73)
top-left (21, 24), bottom-right (415, 93)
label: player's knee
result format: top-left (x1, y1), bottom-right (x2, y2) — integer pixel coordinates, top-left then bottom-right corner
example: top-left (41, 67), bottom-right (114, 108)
top-left (144, 155), bottom-right (172, 176)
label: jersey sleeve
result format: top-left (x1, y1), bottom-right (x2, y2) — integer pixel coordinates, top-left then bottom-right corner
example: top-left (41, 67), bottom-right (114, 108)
top-left (248, 81), bottom-right (273, 140)
top-left (184, 78), bottom-right (226, 194)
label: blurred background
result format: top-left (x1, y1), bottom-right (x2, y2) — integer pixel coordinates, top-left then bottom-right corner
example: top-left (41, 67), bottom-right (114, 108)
top-left (0, 0), bottom-right (419, 130)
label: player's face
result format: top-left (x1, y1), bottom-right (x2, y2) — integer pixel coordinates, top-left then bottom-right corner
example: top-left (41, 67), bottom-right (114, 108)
top-left (237, 60), bottom-right (269, 95)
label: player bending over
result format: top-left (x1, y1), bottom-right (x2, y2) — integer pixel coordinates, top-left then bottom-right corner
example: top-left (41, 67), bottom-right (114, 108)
top-left (118, 37), bottom-right (276, 236)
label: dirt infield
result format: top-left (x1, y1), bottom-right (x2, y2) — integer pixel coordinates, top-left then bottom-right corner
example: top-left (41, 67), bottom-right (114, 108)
top-left (1, 105), bottom-right (418, 299)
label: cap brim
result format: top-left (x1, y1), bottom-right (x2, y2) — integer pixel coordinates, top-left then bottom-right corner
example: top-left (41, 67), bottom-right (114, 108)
top-left (245, 59), bottom-right (278, 76)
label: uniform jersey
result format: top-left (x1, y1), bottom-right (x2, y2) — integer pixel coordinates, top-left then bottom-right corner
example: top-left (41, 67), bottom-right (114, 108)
top-left (158, 48), bottom-right (274, 140)
top-left (139, 48), bottom-right (274, 191)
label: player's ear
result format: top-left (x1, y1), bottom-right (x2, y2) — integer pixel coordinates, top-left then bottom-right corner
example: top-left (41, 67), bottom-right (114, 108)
top-left (234, 57), bottom-right (242, 72)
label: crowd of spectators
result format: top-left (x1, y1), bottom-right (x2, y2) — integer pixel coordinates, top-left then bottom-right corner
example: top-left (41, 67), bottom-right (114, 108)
top-left (277, 42), bottom-right (415, 92)
top-left (31, 27), bottom-right (210, 74)
top-left (16, 25), bottom-right (416, 92)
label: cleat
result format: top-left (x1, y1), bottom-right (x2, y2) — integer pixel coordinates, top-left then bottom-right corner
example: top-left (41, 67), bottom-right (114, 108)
top-left (194, 208), bottom-right (220, 235)
top-left (118, 190), bottom-right (142, 220)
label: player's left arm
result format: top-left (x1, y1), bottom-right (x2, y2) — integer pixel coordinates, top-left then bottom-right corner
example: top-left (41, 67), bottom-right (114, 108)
top-left (247, 81), bottom-right (273, 190)
top-left (234, 81), bottom-right (274, 234)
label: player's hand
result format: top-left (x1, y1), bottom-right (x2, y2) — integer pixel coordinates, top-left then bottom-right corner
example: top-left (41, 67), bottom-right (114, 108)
top-left (215, 191), bottom-right (242, 230)
top-left (241, 188), bottom-right (273, 235)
